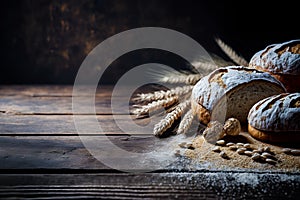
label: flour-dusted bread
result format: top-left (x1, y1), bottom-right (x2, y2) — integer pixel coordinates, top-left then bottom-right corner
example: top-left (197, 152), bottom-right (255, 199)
top-left (249, 39), bottom-right (300, 92)
top-left (248, 93), bottom-right (300, 143)
top-left (191, 66), bottom-right (286, 125)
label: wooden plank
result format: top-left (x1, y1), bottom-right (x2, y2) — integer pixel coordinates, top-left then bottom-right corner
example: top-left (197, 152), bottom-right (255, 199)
top-left (0, 135), bottom-right (171, 170)
top-left (0, 84), bottom-right (167, 114)
top-left (0, 95), bottom-right (131, 115)
top-left (0, 173), bottom-right (299, 199)
top-left (0, 85), bottom-right (161, 115)
top-left (0, 135), bottom-right (299, 173)
top-left (0, 84), bottom-right (164, 97)
top-left (0, 85), bottom-right (113, 97)
top-left (0, 115), bottom-right (152, 135)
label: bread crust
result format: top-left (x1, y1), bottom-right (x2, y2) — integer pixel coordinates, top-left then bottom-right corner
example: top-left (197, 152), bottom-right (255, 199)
top-left (249, 39), bottom-right (300, 75)
top-left (248, 93), bottom-right (300, 131)
top-left (191, 99), bottom-right (210, 125)
top-left (248, 124), bottom-right (300, 143)
top-left (191, 66), bottom-right (286, 125)
top-left (249, 39), bottom-right (300, 92)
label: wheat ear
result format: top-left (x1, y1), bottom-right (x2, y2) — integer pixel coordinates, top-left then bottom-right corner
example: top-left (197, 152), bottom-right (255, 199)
top-left (177, 109), bottom-right (194, 134)
top-left (132, 96), bottom-right (178, 117)
top-left (133, 85), bottom-right (193, 102)
top-left (215, 38), bottom-right (249, 66)
top-left (191, 61), bottom-right (219, 74)
top-left (153, 100), bottom-right (190, 137)
top-left (210, 53), bottom-right (235, 66)
top-left (160, 74), bottom-right (203, 85)
top-left (191, 53), bottom-right (234, 74)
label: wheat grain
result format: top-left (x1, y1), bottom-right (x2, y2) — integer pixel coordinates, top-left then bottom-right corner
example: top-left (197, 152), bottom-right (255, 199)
top-left (132, 96), bottom-right (178, 117)
top-left (133, 85), bottom-right (193, 102)
top-left (177, 109), bottom-right (194, 134)
top-left (153, 100), bottom-right (190, 137)
top-left (215, 37), bottom-right (249, 66)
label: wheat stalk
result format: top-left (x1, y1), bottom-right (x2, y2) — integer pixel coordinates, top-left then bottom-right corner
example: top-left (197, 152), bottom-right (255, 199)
top-left (153, 100), bottom-right (190, 137)
top-left (160, 74), bottom-right (203, 85)
top-left (215, 37), bottom-right (249, 66)
top-left (177, 109), bottom-right (194, 134)
top-left (191, 61), bottom-right (219, 74)
top-left (132, 96), bottom-right (178, 117)
top-left (133, 85), bottom-right (193, 102)
top-left (210, 53), bottom-right (235, 66)
top-left (191, 53), bottom-right (234, 75)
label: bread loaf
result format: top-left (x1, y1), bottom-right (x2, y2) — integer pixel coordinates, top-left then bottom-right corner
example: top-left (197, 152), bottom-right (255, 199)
top-left (249, 39), bottom-right (300, 92)
top-left (191, 66), bottom-right (286, 125)
top-left (248, 93), bottom-right (300, 143)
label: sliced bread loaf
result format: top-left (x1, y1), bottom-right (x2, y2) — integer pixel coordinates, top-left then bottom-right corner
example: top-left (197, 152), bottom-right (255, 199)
top-left (191, 66), bottom-right (286, 125)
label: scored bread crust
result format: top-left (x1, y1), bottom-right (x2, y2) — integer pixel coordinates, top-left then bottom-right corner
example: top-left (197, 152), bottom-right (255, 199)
top-left (249, 39), bottom-right (300, 75)
top-left (249, 39), bottom-right (300, 92)
top-left (248, 93), bottom-right (300, 131)
top-left (191, 66), bottom-right (286, 125)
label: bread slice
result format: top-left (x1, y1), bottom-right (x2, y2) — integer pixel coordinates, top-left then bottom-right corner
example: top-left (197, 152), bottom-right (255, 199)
top-left (248, 93), bottom-right (300, 143)
top-left (249, 39), bottom-right (300, 92)
top-left (191, 66), bottom-right (286, 125)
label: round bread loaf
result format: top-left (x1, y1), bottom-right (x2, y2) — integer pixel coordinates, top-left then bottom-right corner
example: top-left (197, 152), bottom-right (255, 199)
top-left (249, 39), bottom-right (300, 92)
top-left (191, 66), bottom-right (286, 125)
top-left (248, 93), bottom-right (300, 143)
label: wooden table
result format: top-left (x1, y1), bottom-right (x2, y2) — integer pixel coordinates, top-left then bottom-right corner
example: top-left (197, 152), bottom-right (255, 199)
top-left (0, 85), bottom-right (299, 199)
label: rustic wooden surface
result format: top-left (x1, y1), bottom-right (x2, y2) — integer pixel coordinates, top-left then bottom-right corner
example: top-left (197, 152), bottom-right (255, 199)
top-left (0, 85), bottom-right (299, 199)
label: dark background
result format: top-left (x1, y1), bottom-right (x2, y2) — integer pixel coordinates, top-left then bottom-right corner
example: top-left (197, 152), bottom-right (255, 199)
top-left (1, 0), bottom-right (299, 84)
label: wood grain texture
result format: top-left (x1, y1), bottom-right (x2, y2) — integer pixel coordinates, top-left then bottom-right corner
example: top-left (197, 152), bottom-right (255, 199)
top-left (0, 114), bottom-right (151, 135)
top-left (0, 173), bottom-right (299, 200)
top-left (0, 136), bottom-right (162, 170)
top-left (0, 85), bottom-right (162, 115)
top-left (0, 85), bottom-right (162, 97)
top-left (0, 95), bottom-right (129, 115)
top-left (0, 85), bottom-right (113, 97)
